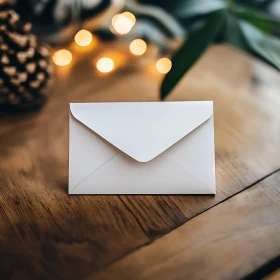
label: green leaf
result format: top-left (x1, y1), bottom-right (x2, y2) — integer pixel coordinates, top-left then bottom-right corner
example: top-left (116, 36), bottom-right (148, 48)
top-left (223, 12), bottom-right (246, 49)
top-left (235, 6), bottom-right (280, 33)
top-left (160, 11), bottom-right (225, 100)
top-left (174, 0), bottom-right (226, 19)
top-left (239, 20), bottom-right (280, 70)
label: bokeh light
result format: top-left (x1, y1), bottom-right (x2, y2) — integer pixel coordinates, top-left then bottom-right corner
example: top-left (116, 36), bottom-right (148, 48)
top-left (112, 14), bottom-right (134, 34)
top-left (129, 39), bottom-right (147, 56)
top-left (122, 11), bottom-right (136, 25)
top-left (53, 49), bottom-right (72, 66)
top-left (74, 29), bottom-right (93, 46)
top-left (156, 58), bottom-right (172, 74)
top-left (96, 57), bottom-right (115, 73)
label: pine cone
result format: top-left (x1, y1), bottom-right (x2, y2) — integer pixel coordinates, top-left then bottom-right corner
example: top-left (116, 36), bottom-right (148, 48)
top-left (0, 0), bottom-right (53, 112)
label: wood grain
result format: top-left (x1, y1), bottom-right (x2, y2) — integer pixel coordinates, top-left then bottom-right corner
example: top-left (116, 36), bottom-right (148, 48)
top-left (0, 44), bottom-right (280, 279)
top-left (93, 170), bottom-right (280, 280)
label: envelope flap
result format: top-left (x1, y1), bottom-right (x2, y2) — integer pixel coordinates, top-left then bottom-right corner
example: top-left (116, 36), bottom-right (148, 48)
top-left (70, 102), bottom-right (213, 162)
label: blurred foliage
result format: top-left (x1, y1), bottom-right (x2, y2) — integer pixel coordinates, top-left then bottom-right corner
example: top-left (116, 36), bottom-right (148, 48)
top-left (160, 0), bottom-right (280, 99)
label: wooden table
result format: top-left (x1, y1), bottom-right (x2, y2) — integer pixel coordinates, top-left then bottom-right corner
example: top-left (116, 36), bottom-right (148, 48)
top-left (0, 45), bottom-right (280, 280)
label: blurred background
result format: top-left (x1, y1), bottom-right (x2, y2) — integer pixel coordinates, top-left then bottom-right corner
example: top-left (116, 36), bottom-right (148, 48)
top-left (0, 0), bottom-right (280, 111)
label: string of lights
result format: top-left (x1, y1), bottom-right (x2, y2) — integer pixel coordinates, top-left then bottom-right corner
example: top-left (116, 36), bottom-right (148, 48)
top-left (52, 11), bottom-right (172, 75)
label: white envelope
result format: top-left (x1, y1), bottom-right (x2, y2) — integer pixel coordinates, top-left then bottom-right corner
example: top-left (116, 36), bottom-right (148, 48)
top-left (69, 102), bottom-right (216, 194)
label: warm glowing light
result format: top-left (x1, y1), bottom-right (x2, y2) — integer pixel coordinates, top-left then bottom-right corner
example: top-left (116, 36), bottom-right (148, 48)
top-left (111, 14), bottom-right (120, 26)
top-left (122, 11), bottom-right (136, 25)
top-left (75, 29), bottom-right (93, 46)
top-left (156, 58), bottom-right (172, 74)
top-left (112, 14), bottom-right (133, 34)
top-left (53, 49), bottom-right (72, 66)
top-left (96, 57), bottom-right (114, 73)
top-left (129, 39), bottom-right (147, 56)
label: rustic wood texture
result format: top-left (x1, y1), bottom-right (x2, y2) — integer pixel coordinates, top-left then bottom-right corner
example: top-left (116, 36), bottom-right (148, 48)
top-left (0, 44), bottom-right (280, 279)
top-left (94, 170), bottom-right (280, 280)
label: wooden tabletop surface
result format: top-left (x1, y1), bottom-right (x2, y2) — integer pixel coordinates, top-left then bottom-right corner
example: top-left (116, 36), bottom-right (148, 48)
top-left (0, 45), bottom-right (280, 280)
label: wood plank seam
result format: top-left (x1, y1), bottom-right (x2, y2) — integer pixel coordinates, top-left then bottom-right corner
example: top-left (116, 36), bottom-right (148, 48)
top-left (92, 169), bottom-right (280, 280)
top-left (96, 167), bottom-right (280, 274)
top-left (242, 256), bottom-right (280, 280)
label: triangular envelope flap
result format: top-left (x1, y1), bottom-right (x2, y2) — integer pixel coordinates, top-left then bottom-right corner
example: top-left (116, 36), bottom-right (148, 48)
top-left (70, 102), bottom-right (213, 162)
